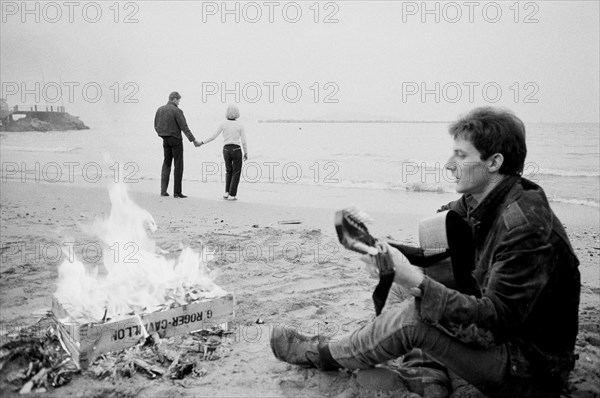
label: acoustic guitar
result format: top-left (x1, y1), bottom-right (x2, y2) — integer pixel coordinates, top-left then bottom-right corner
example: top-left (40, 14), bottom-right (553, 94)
top-left (334, 208), bottom-right (480, 314)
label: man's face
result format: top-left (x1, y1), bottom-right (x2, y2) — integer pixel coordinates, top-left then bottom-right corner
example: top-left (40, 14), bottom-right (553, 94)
top-left (446, 137), bottom-right (494, 199)
top-left (173, 98), bottom-right (180, 105)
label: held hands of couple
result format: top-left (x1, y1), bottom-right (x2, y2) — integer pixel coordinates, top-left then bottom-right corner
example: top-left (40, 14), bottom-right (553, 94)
top-left (193, 140), bottom-right (203, 147)
top-left (243, 153), bottom-right (248, 161)
top-left (361, 242), bottom-right (424, 296)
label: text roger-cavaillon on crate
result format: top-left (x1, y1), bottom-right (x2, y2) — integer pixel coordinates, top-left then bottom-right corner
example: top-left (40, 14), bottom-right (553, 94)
top-left (51, 293), bottom-right (235, 369)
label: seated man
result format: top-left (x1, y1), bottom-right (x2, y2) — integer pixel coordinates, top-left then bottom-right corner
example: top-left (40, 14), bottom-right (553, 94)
top-left (270, 107), bottom-right (580, 398)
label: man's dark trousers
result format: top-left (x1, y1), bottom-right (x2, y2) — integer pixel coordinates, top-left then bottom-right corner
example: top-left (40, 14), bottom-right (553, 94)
top-left (161, 137), bottom-right (184, 195)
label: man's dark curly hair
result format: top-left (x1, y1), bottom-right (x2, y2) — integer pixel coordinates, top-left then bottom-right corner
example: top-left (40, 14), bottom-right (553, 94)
top-left (449, 107), bottom-right (527, 176)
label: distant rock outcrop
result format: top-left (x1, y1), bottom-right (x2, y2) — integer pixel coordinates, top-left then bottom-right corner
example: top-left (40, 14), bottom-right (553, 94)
top-left (5, 114), bottom-right (89, 132)
top-left (0, 99), bottom-right (89, 131)
top-left (9, 117), bottom-right (53, 132)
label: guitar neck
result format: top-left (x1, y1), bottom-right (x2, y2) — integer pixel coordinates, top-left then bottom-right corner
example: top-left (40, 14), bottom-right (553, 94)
top-left (386, 241), bottom-right (450, 268)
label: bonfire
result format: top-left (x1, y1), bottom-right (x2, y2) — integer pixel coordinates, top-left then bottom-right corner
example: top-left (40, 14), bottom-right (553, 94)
top-left (54, 183), bottom-right (228, 323)
top-left (1, 184), bottom-right (235, 394)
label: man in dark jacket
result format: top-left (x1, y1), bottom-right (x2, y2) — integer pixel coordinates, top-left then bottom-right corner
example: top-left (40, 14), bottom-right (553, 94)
top-left (154, 91), bottom-right (201, 198)
top-left (270, 107), bottom-right (580, 398)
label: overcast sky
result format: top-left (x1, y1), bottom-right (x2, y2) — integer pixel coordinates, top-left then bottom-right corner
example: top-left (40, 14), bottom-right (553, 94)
top-left (1, 1), bottom-right (599, 123)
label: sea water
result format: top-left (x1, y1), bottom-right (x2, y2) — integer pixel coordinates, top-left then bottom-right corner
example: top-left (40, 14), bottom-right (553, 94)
top-left (1, 120), bottom-right (598, 210)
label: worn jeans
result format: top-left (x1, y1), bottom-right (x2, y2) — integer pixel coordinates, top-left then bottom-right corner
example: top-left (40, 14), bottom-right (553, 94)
top-left (223, 144), bottom-right (243, 196)
top-left (161, 137), bottom-right (184, 195)
top-left (328, 285), bottom-right (560, 398)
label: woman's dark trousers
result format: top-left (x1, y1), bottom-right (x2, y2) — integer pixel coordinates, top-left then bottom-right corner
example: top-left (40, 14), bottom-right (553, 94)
top-left (223, 144), bottom-right (243, 196)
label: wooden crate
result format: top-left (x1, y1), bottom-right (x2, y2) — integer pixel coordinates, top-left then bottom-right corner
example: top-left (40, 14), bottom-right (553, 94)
top-left (52, 293), bottom-right (235, 369)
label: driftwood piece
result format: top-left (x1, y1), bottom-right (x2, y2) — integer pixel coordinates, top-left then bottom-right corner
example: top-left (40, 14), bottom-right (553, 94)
top-left (133, 359), bottom-right (165, 377)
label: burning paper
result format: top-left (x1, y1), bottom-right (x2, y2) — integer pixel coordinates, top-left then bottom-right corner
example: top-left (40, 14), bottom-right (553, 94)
top-left (54, 183), bottom-right (226, 322)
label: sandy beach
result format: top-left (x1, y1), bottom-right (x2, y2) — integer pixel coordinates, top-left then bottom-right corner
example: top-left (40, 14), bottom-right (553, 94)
top-left (0, 180), bottom-right (598, 398)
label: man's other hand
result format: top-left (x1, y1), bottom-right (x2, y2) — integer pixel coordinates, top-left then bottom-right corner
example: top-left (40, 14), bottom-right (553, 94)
top-left (378, 242), bottom-right (424, 290)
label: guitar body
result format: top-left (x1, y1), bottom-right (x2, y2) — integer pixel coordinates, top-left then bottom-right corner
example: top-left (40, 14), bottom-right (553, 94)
top-left (387, 243), bottom-right (460, 291)
top-left (391, 210), bottom-right (479, 297)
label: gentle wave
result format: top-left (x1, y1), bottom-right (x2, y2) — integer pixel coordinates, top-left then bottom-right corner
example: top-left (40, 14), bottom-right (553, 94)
top-left (401, 182), bottom-right (457, 194)
top-left (265, 178), bottom-right (459, 195)
top-left (565, 152), bottom-right (598, 157)
top-left (67, 171), bottom-right (598, 208)
top-left (535, 169), bottom-right (600, 178)
top-left (2, 146), bottom-right (83, 153)
top-left (549, 198), bottom-right (600, 208)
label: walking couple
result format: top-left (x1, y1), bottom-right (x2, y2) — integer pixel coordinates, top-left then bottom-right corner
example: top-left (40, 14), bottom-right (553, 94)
top-left (154, 91), bottom-right (248, 200)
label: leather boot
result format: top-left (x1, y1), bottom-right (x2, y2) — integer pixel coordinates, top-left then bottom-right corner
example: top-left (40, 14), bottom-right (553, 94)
top-left (270, 326), bottom-right (340, 370)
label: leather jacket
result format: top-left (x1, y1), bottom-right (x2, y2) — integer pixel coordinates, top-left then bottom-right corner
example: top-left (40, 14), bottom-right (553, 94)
top-left (154, 101), bottom-right (195, 142)
top-left (417, 176), bottom-right (580, 380)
